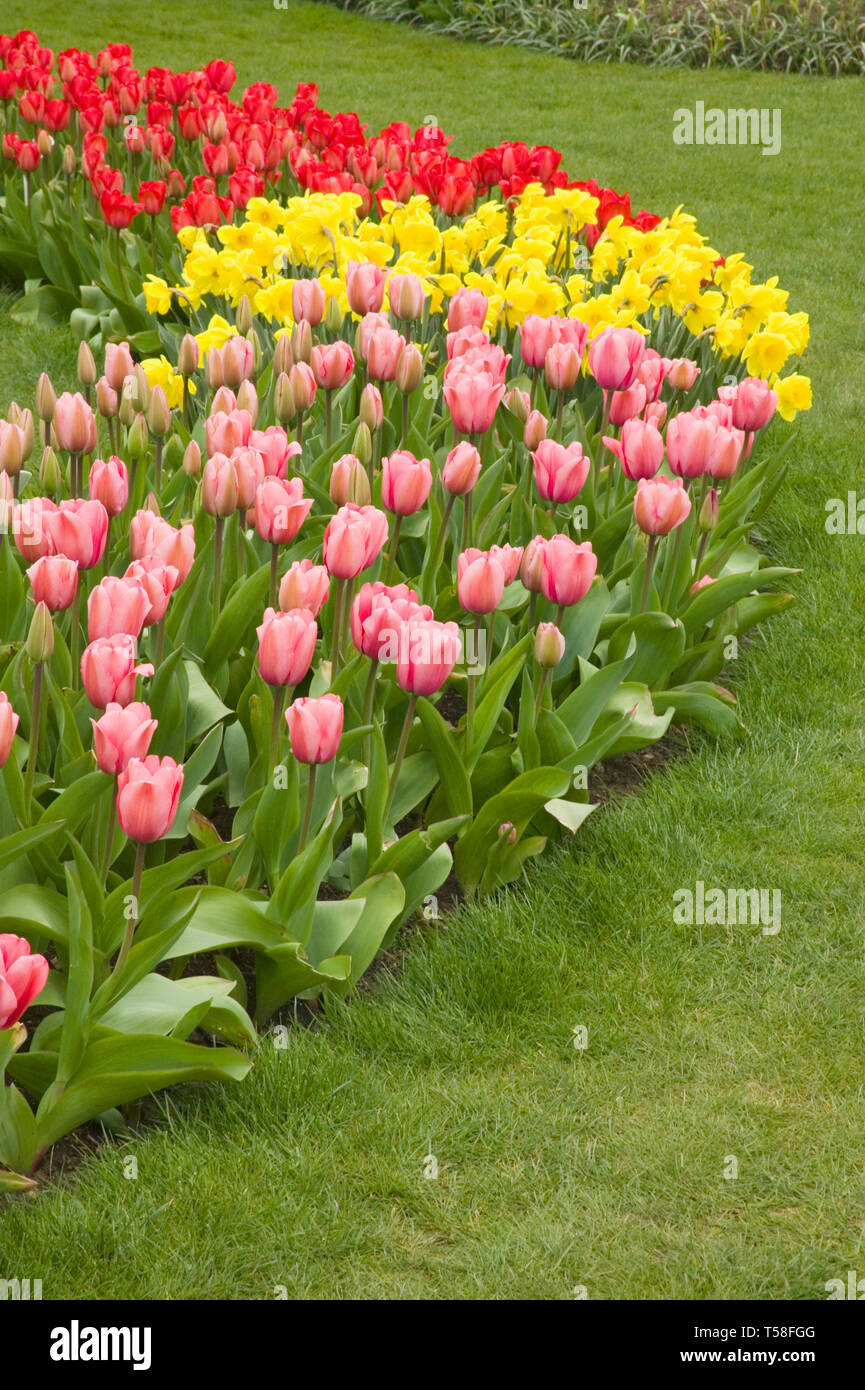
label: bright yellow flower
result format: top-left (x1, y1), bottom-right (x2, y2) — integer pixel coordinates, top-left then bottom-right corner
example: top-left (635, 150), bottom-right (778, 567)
top-left (773, 372), bottom-right (812, 420)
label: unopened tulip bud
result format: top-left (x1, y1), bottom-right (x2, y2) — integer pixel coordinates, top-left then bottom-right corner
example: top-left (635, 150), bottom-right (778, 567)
top-left (127, 413), bottom-right (149, 460)
top-left (178, 333), bottom-right (200, 378)
top-left (35, 373), bottom-right (56, 422)
top-left (247, 328), bottom-right (262, 374)
top-left (143, 491), bottom-right (160, 515)
top-left (163, 434), bottom-right (184, 473)
top-left (15, 407), bottom-right (34, 462)
top-left (236, 296), bottom-right (253, 336)
top-left (62, 144), bottom-right (77, 176)
top-left (699, 486), bottom-right (719, 532)
top-left (39, 446), bottom-right (63, 494)
top-left (524, 409), bottom-right (547, 451)
top-left (325, 296), bottom-right (343, 335)
top-left (118, 389), bottom-right (136, 428)
top-left (182, 439), bottom-right (202, 477)
top-left (147, 385), bottom-right (170, 438)
top-left (273, 333), bottom-right (293, 377)
top-left (395, 342), bottom-right (423, 394)
top-left (77, 341), bottom-right (97, 387)
top-left (352, 421), bottom-right (373, 469)
top-left (504, 387), bottom-right (529, 424)
top-left (236, 379), bottom-right (258, 423)
top-left (289, 362), bottom-right (316, 413)
top-left (26, 601), bottom-right (55, 663)
top-left (0, 422), bottom-right (23, 475)
top-left (534, 621), bottom-right (565, 669)
top-left (205, 346), bottom-right (224, 390)
top-left (210, 385), bottom-right (237, 417)
top-left (359, 383), bottom-right (383, 432)
top-left (96, 377), bottom-right (118, 418)
top-left (133, 364), bottom-right (151, 411)
top-left (291, 319), bottom-right (312, 365)
top-left (330, 453), bottom-right (371, 507)
top-left (274, 371), bottom-right (296, 424)
top-left (498, 821), bottom-right (517, 845)
top-left (36, 129), bottom-right (53, 158)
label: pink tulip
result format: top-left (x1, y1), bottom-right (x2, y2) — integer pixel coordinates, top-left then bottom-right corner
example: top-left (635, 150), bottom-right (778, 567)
top-left (443, 358), bottom-right (504, 436)
top-left (633, 476), bottom-right (692, 535)
top-left (608, 381), bottom-right (647, 426)
top-left (249, 426), bottom-right (301, 479)
top-left (346, 260), bottom-right (386, 316)
top-left (81, 634), bottom-right (154, 709)
top-left (88, 575), bottom-right (152, 642)
top-left (539, 536), bottom-right (598, 607)
top-left (637, 349), bottom-right (669, 403)
top-left (0, 934), bottom-right (49, 1029)
top-left (48, 499), bottom-right (109, 569)
top-left (447, 287), bottom-right (488, 332)
top-left (13, 498), bottom-right (57, 563)
top-left (545, 342), bottom-right (582, 392)
top-left (666, 412), bottom-right (719, 479)
top-left (359, 382), bottom-right (383, 430)
top-left (396, 616), bottom-right (461, 696)
top-left (350, 582), bottom-right (432, 660)
top-left (488, 543), bottom-right (524, 585)
top-left (286, 692), bottom-right (344, 764)
top-left (381, 450), bottom-right (432, 516)
top-left (103, 341), bottom-right (135, 392)
top-left (279, 559), bottom-right (330, 617)
top-left (458, 548), bottom-right (506, 614)
top-left (447, 326), bottom-right (490, 363)
top-left (0, 692), bottom-right (20, 766)
top-left (366, 325), bottom-right (405, 382)
top-left (442, 442), bottom-right (482, 496)
top-left (311, 341), bottom-right (355, 391)
top-left (603, 418), bottom-right (665, 480)
top-left (201, 452), bottom-right (240, 516)
top-left (129, 513), bottom-right (195, 583)
top-left (388, 272), bottom-right (425, 322)
top-left (323, 504), bottom-right (389, 579)
top-left (532, 440), bottom-right (590, 503)
top-left (91, 701), bottom-right (157, 775)
top-left (88, 455), bottom-right (129, 517)
top-left (705, 425), bottom-right (745, 479)
top-left (645, 401), bottom-right (667, 430)
top-left (0, 420), bottom-right (24, 476)
top-left (666, 357), bottom-right (701, 391)
top-left (289, 361), bottom-right (317, 412)
top-left (253, 476), bottom-right (312, 544)
top-left (220, 336), bottom-right (254, 389)
top-left (520, 535), bottom-right (546, 593)
top-left (53, 391), bottom-right (97, 455)
top-left (588, 327), bottom-right (646, 391)
top-left (124, 558), bottom-right (179, 626)
top-left (357, 313), bottom-right (390, 363)
top-left (257, 606), bottom-right (318, 686)
top-left (520, 315), bottom-right (557, 370)
top-left (117, 755), bottom-right (184, 842)
top-left (720, 377), bottom-right (777, 432)
top-left (205, 408), bottom-right (252, 458)
top-left (26, 554), bottom-right (78, 612)
top-left (292, 278), bottom-right (325, 326)
top-left (230, 445), bottom-right (266, 509)
top-left (524, 409), bottom-right (547, 451)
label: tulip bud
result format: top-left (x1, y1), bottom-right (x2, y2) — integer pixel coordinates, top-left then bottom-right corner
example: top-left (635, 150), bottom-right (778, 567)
top-left (236, 379), bottom-right (258, 423)
top-left (274, 372), bottom-right (296, 424)
top-left (96, 377), bottom-right (118, 418)
top-left (699, 486), bottom-right (719, 532)
top-left (62, 144), bottom-right (77, 176)
top-left (205, 346), bottom-right (224, 390)
top-left (395, 342), bottom-right (423, 395)
top-left (504, 387), bottom-right (529, 424)
top-left (118, 388), bottom-right (136, 428)
top-left (534, 621), bottom-right (565, 670)
top-left (524, 410), bottom-right (547, 451)
top-left (273, 333), bottom-right (293, 377)
top-left (147, 385), bottom-right (170, 438)
top-left (498, 822), bottom-right (517, 845)
top-left (359, 383), bottom-right (383, 432)
top-left (352, 421), bottom-right (373, 469)
top-left (325, 295), bottom-right (343, 335)
top-left (0, 423), bottom-right (23, 475)
top-left (163, 433), bottom-right (184, 474)
top-left (77, 341), bottom-right (97, 387)
top-left (35, 373), bottom-right (56, 422)
top-left (133, 364), bottom-right (151, 412)
top-left (8, 404), bottom-right (34, 461)
top-left (178, 333), bottom-right (200, 377)
top-left (127, 413), bottom-right (149, 460)
top-left (144, 491), bottom-right (160, 515)
top-left (182, 439), bottom-right (202, 477)
top-left (236, 295), bottom-right (253, 336)
top-left (211, 385), bottom-right (237, 416)
top-left (39, 446), bottom-right (63, 494)
top-left (26, 601), bottom-right (55, 663)
top-left (291, 319), bottom-right (312, 365)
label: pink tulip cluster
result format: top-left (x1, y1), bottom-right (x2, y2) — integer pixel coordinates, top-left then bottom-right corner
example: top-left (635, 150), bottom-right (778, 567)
top-left (443, 328), bottom-right (509, 436)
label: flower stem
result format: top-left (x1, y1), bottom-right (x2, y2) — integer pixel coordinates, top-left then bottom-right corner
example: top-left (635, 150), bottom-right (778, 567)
top-left (269, 684), bottom-right (287, 773)
top-left (383, 694), bottom-right (417, 826)
top-left (100, 782), bottom-right (118, 885)
top-left (155, 615), bottom-right (166, 667)
top-left (269, 542), bottom-right (280, 608)
top-left (639, 534), bottom-right (657, 613)
top-left (212, 516), bottom-right (224, 625)
top-left (428, 492), bottom-right (455, 581)
top-left (70, 582), bottom-right (81, 689)
top-left (298, 763), bottom-right (317, 851)
top-left (106, 841), bottom-right (146, 998)
top-left (23, 662), bottom-right (43, 815)
top-left (330, 577), bottom-right (345, 680)
top-left (466, 615), bottom-right (481, 749)
top-left (384, 514), bottom-right (402, 583)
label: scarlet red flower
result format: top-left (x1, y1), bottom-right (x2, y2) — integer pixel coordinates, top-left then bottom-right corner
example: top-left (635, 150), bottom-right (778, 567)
top-left (100, 188), bottom-right (142, 228)
top-left (138, 179), bottom-right (166, 216)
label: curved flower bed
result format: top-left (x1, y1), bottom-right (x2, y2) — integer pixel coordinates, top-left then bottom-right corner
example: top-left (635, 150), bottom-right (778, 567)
top-left (0, 32), bottom-right (811, 1191)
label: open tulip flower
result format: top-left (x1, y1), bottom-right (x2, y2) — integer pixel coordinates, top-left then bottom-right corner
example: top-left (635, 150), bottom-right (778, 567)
top-left (0, 24), bottom-right (813, 1171)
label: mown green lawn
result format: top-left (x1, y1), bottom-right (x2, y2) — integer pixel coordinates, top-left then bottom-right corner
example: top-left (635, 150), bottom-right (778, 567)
top-left (0, 0), bottom-right (863, 1299)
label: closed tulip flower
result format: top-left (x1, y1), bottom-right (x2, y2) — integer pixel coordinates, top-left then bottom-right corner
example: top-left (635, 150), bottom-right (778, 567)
top-left (458, 548), bottom-right (506, 614)
top-left (220, 336), bottom-right (255, 390)
top-left (329, 453), bottom-right (370, 507)
top-left (447, 287), bottom-right (488, 332)
top-left (603, 418), bottom-right (665, 480)
top-left (396, 616), bottom-right (461, 696)
top-left (520, 315), bottom-right (557, 370)
top-left (705, 425), bottom-right (745, 479)
top-left (666, 411), bottom-right (718, 479)
top-left (0, 692), bottom-right (20, 767)
top-left (539, 536), bottom-right (598, 607)
top-left (346, 260), bottom-right (386, 316)
top-left (488, 543), bottom-right (524, 584)
top-left (201, 453), bottom-right (239, 516)
top-left (53, 391), bottom-right (97, 454)
top-left (47, 498), bottom-right (109, 569)
top-left (588, 326), bottom-right (646, 391)
top-left (27, 554), bottom-right (78, 612)
top-left (532, 439), bottom-right (590, 503)
top-left (253, 476), bottom-right (312, 544)
top-left (257, 606), bottom-right (318, 687)
top-left (356, 312), bottom-right (390, 363)
top-left (523, 409), bottom-right (547, 451)
top-left (279, 558), bottom-right (330, 617)
top-left (129, 512), bottom-right (195, 583)
top-left (292, 277), bottom-right (325, 326)
top-left (0, 420), bottom-right (24, 476)
top-left (0, 934), bottom-right (49, 1029)
top-left (323, 504), bottom-right (388, 579)
top-left (88, 575), bottom-right (152, 642)
top-left (88, 455), bottom-right (129, 516)
top-left (608, 380), bottom-right (647, 426)
top-left (666, 357), bottom-right (700, 391)
top-left (91, 701), bottom-right (157, 776)
top-left (117, 755), bottom-right (184, 843)
top-left (124, 558), bottom-right (179, 626)
top-left (545, 342), bottom-right (582, 392)
top-left (381, 450), bottom-right (432, 516)
top-left (249, 426), bottom-right (301, 479)
top-left (289, 361), bottom-right (317, 413)
top-left (286, 692), bottom-right (344, 764)
top-left (366, 325), bottom-right (405, 383)
top-left (443, 358), bottom-right (504, 436)
top-left (637, 349), bottom-right (669, 403)
top-left (633, 475), bottom-right (692, 535)
top-left (205, 408), bottom-right (252, 457)
top-left (103, 341), bottom-right (135, 392)
top-left (534, 621), bottom-right (566, 670)
top-left (311, 341), bottom-right (355, 391)
top-left (720, 376), bottom-right (777, 432)
top-left (14, 497), bottom-right (58, 563)
top-left (81, 634), bottom-right (154, 709)
top-left (350, 582), bottom-right (432, 660)
top-left (442, 442), bottom-right (482, 496)
top-left (388, 272), bottom-right (425, 322)
top-left (519, 535), bottom-right (546, 593)
top-left (359, 382), bottom-right (384, 431)
top-left (230, 446), bottom-right (266, 509)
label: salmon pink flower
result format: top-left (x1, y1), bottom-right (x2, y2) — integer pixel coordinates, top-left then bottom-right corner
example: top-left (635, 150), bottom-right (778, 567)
top-left (117, 755), bottom-right (184, 842)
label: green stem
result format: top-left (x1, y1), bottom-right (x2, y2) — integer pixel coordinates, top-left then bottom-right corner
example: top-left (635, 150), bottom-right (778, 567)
top-left (330, 577), bottom-right (345, 680)
top-left (298, 763), bottom-right (317, 851)
top-left (100, 782), bottom-right (118, 885)
top-left (461, 490), bottom-right (473, 550)
top-left (428, 492), bottom-right (455, 581)
top-left (212, 516), bottom-right (224, 626)
top-left (154, 437), bottom-right (163, 495)
top-left (325, 391), bottom-right (333, 449)
top-left (269, 542), bottom-right (280, 608)
top-left (362, 658), bottom-right (379, 726)
top-left (400, 392), bottom-right (410, 448)
top-left (640, 534), bottom-right (657, 613)
top-left (662, 521), bottom-right (686, 612)
top-left (23, 662), bottom-right (43, 815)
top-left (466, 615), bottom-right (481, 748)
top-left (383, 694), bottom-right (417, 826)
top-left (106, 841), bottom-right (146, 998)
top-left (70, 583), bottom-right (81, 690)
top-left (384, 514), bottom-right (402, 584)
top-left (269, 685), bottom-right (288, 774)
top-left (534, 668), bottom-right (550, 719)
top-left (155, 615), bottom-right (166, 667)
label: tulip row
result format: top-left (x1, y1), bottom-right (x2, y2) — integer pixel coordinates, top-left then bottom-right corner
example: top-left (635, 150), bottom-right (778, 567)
top-left (0, 255), bottom-right (803, 1184)
top-left (0, 27), bottom-right (657, 344)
